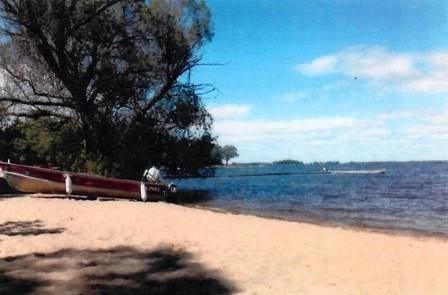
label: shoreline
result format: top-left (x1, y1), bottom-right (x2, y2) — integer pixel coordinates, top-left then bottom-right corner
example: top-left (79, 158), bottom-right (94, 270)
top-left (188, 204), bottom-right (448, 241)
top-left (5, 193), bottom-right (448, 241)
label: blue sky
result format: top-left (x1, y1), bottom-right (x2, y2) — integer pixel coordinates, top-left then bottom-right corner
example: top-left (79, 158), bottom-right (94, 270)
top-left (192, 0), bottom-right (448, 163)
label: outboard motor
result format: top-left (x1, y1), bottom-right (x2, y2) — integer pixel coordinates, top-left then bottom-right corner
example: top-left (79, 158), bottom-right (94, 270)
top-left (141, 167), bottom-right (177, 201)
top-left (144, 167), bottom-right (164, 183)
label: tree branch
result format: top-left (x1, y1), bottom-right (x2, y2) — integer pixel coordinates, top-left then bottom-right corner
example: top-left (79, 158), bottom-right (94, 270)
top-left (3, 109), bottom-right (72, 120)
top-left (72, 0), bottom-right (122, 31)
top-left (1, 65), bottom-right (71, 102)
top-left (0, 96), bottom-right (68, 107)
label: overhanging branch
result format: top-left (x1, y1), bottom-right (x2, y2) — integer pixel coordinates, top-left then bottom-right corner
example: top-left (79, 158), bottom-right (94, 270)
top-left (1, 65), bottom-right (71, 102)
top-left (0, 96), bottom-right (68, 107)
top-left (3, 109), bottom-right (72, 120)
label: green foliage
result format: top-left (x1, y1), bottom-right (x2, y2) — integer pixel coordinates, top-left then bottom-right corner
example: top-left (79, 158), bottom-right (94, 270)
top-left (207, 144), bottom-right (240, 166)
top-left (0, 118), bottom-right (84, 169)
top-left (0, 116), bottom-right (221, 178)
top-left (210, 145), bottom-right (223, 165)
top-left (163, 133), bottom-right (221, 176)
top-left (221, 145), bottom-right (239, 165)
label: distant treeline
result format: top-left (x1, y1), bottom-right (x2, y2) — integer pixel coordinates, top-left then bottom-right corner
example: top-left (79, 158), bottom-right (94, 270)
top-left (273, 159), bottom-right (304, 165)
top-left (230, 160), bottom-right (341, 166)
top-left (309, 161), bottom-right (340, 166)
top-left (218, 160), bottom-right (447, 167)
top-left (273, 160), bottom-right (340, 165)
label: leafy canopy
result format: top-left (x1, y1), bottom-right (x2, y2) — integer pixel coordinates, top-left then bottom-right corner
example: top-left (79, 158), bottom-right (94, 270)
top-left (0, 0), bottom-right (218, 176)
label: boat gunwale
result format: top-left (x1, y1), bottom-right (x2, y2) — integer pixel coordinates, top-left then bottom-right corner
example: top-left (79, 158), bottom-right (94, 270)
top-left (0, 162), bottom-right (142, 191)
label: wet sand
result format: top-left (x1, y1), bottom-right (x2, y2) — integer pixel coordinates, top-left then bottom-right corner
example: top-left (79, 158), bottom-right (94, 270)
top-left (1, 195), bottom-right (448, 294)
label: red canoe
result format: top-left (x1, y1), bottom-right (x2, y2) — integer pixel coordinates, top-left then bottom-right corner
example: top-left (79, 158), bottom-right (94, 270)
top-left (0, 161), bottom-right (175, 201)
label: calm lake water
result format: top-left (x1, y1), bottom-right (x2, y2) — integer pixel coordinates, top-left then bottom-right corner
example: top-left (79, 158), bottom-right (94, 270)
top-left (173, 162), bottom-right (448, 236)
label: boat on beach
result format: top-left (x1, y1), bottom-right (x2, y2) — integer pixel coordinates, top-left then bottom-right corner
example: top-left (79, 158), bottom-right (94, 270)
top-left (0, 161), bottom-right (176, 201)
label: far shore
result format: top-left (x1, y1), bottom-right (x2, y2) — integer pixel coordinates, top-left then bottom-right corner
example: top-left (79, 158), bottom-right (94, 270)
top-left (1, 195), bottom-right (448, 294)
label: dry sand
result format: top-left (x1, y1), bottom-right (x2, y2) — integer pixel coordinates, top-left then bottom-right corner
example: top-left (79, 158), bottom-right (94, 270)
top-left (1, 195), bottom-right (448, 294)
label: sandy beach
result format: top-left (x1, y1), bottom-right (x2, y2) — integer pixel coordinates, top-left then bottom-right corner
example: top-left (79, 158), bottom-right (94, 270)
top-left (1, 195), bottom-right (448, 294)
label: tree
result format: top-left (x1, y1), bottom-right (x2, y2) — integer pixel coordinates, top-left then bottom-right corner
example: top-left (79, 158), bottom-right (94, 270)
top-left (0, 119), bottom-right (21, 162)
top-left (221, 145), bottom-right (238, 165)
top-left (210, 144), bottom-right (223, 164)
top-left (0, 0), bottom-right (215, 176)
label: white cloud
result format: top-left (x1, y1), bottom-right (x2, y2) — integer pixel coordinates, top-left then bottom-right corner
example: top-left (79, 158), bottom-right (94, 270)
top-left (279, 91), bottom-right (307, 103)
top-left (401, 74), bottom-right (448, 93)
top-left (211, 108), bottom-right (448, 162)
top-left (295, 55), bottom-right (337, 76)
top-left (407, 110), bottom-right (448, 139)
top-left (426, 52), bottom-right (448, 69)
top-left (426, 111), bottom-right (448, 124)
top-left (208, 104), bottom-right (252, 120)
top-left (296, 46), bottom-right (448, 93)
top-left (378, 111), bottom-right (417, 121)
top-left (213, 116), bottom-right (386, 144)
top-left (212, 115), bottom-right (403, 162)
top-left (407, 125), bottom-right (448, 140)
top-left (339, 47), bottom-right (416, 80)
top-left (296, 46), bottom-right (416, 80)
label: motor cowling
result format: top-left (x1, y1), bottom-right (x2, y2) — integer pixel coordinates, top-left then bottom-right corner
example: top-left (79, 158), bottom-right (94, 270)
top-left (143, 167), bottom-right (164, 183)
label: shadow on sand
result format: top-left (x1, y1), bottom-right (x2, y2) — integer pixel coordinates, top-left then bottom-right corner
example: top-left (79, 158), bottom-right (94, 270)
top-left (0, 179), bottom-right (22, 200)
top-left (31, 194), bottom-right (116, 202)
top-left (0, 246), bottom-right (236, 294)
top-left (0, 194), bottom-right (26, 201)
top-left (0, 220), bottom-right (65, 237)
